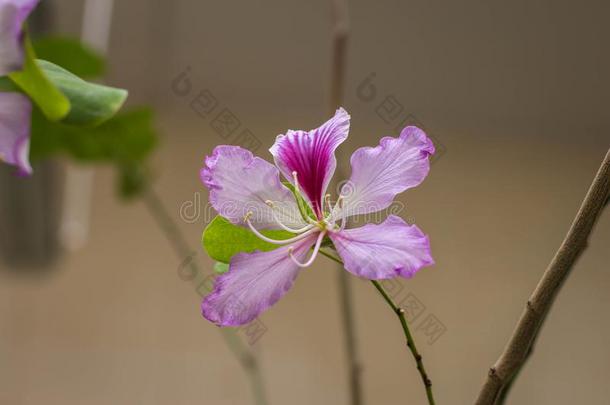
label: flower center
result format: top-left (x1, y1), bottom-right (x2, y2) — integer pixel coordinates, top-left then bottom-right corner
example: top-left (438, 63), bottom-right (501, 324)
top-left (240, 183), bottom-right (347, 269)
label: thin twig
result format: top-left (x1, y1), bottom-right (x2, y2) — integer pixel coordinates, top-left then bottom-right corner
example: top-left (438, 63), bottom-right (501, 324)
top-left (329, 0), bottom-right (349, 113)
top-left (142, 185), bottom-right (269, 405)
top-left (475, 148), bottom-right (610, 405)
top-left (337, 268), bottom-right (362, 405)
top-left (328, 1), bottom-right (362, 404)
top-left (320, 250), bottom-right (436, 405)
top-left (371, 280), bottom-right (436, 405)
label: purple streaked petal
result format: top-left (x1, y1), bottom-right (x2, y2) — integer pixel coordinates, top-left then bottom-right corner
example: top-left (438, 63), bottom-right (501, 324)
top-left (0, 0), bottom-right (39, 75)
top-left (338, 126), bottom-right (434, 219)
top-left (0, 91), bottom-right (32, 175)
top-left (270, 108), bottom-right (350, 218)
top-left (201, 234), bottom-right (317, 326)
top-left (329, 215), bottom-right (434, 280)
top-left (201, 145), bottom-right (307, 230)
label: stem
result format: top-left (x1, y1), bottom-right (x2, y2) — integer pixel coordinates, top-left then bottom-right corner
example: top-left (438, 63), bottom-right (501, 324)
top-left (329, 0), bottom-right (349, 113)
top-left (371, 281), bottom-right (436, 405)
top-left (475, 148), bottom-right (610, 405)
top-left (337, 269), bottom-right (362, 405)
top-left (142, 185), bottom-right (269, 405)
top-left (328, 0), bottom-right (362, 404)
top-left (319, 250), bottom-right (436, 405)
top-left (220, 329), bottom-right (269, 405)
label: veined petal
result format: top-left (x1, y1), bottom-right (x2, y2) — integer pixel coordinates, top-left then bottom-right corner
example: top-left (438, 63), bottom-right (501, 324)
top-left (337, 126), bottom-right (434, 219)
top-left (270, 108), bottom-right (350, 218)
top-left (201, 234), bottom-right (317, 326)
top-left (329, 215), bottom-right (434, 280)
top-left (0, 0), bottom-right (39, 75)
top-left (0, 91), bottom-right (32, 175)
top-left (201, 145), bottom-right (307, 230)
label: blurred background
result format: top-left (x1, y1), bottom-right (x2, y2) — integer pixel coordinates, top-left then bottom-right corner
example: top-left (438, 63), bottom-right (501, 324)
top-left (1, 0), bottom-right (609, 404)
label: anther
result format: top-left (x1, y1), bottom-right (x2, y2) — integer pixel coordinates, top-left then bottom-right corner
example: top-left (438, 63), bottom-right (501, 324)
top-left (292, 171), bottom-right (301, 195)
top-left (324, 194), bottom-right (333, 213)
top-left (265, 200), bottom-right (275, 208)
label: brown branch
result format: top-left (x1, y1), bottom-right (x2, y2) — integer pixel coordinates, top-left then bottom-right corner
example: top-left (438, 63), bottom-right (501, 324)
top-left (475, 148), bottom-right (610, 405)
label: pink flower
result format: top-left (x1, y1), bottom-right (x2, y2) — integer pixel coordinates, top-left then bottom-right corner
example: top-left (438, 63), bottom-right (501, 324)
top-left (200, 108), bottom-right (435, 326)
top-left (0, 0), bottom-right (39, 175)
top-left (0, 91), bottom-right (32, 175)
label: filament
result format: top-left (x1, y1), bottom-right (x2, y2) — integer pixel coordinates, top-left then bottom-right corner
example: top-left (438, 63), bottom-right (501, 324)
top-left (244, 212), bottom-right (318, 245)
top-left (290, 171), bottom-right (318, 225)
top-left (265, 200), bottom-right (315, 233)
top-left (325, 195), bottom-right (345, 227)
top-left (324, 194), bottom-right (333, 214)
top-left (289, 230), bottom-right (326, 268)
top-left (292, 171), bottom-right (300, 195)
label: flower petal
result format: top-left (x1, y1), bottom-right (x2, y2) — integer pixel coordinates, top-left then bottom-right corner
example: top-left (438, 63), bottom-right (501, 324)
top-left (337, 126), bottom-right (434, 219)
top-left (0, 91), bottom-right (32, 175)
top-left (329, 215), bottom-right (434, 280)
top-left (0, 0), bottom-right (39, 75)
top-left (270, 108), bottom-right (350, 217)
top-left (201, 145), bottom-right (306, 230)
top-left (201, 235), bottom-right (317, 326)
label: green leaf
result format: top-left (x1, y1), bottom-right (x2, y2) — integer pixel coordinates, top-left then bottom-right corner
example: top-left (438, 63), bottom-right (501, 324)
top-left (33, 37), bottom-right (105, 79)
top-left (30, 107), bottom-right (157, 162)
top-left (37, 60), bottom-right (127, 126)
top-left (214, 262), bottom-right (230, 274)
top-left (0, 76), bottom-right (20, 92)
top-left (30, 107), bottom-right (157, 198)
top-left (202, 215), bottom-right (295, 263)
top-left (8, 34), bottom-right (70, 121)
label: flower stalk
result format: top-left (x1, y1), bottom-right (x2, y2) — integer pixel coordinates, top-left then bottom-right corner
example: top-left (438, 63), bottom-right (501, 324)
top-left (320, 249), bottom-right (436, 405)
top-left (371, 280), bottom-right (435, 405)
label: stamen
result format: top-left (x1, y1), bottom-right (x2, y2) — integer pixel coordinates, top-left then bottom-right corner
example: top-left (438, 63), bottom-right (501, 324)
top-left (290, 171), bottom-right (318, 226)
top-left (325, 195), bottom-right (345, 226)
top-left (289, 231), bottom-right (326, 268)
top-left (291, 171), bottom-right (300, 194)
top-left (337, 196), bottom-right (348, 229)
top-left (266, 200), bottom-right (315, 233)
top-left (324, 194), bottom-right (332, 213)
top-left (338, 210), bottom-right (347, 231)
top-left (244, 212), bottom-right (318, 245)
top-left (336, 195), bottom-right (344, 209)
